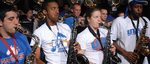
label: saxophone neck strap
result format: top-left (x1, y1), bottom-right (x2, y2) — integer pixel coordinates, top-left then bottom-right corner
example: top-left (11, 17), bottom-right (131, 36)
top-left (0, 35), bottom-right (19, 64)
top-left (88, 26), bottom-right (104, 50)
top-left (46, 21), bottom-right (52, 30)
top-left (46, 21), bottom-right (68, 55)
top-left (130, 16), bottom-right (139, 42)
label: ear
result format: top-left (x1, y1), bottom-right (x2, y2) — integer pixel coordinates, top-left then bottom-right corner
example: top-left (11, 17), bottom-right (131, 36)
top-left (128, 5), bottom-right (131, 11)
top-left (42, 10), bottom-right (47, 15)
top-left (87, 17), bottom-right (90, 23)
top-left (70, 9), bottom-right (73, 12)
top-left (0, 20), bottom-right (3, 27)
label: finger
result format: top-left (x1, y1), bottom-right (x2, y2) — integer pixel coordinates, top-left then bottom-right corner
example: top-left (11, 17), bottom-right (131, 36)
top-left (131, 53), bottom-right (138, 61)
top-left (74, 42), bottom-right (79, 46)
top-left (74, 47), bottom-right (77, 50)
top-left (129, 54), bottom-right (135, 62)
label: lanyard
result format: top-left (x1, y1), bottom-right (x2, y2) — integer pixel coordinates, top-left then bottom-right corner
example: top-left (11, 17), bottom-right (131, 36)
top-left (46, 21), bottom-right (68, 54)
top-left (0, 35), bottom-right (19, 64)
top-left (88, 26), bottom-right (104, 51)
top-left (130, 18), bottom-right (139, 42)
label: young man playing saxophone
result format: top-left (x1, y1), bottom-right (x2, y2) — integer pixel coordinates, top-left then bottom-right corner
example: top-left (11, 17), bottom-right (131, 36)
top-left (111, 0), bottom-right (150, 64)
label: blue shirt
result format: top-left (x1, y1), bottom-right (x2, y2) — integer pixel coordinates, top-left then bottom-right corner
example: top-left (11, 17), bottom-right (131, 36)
top-left (0, 33), bottom-right (31, 64)
top-left (106, 15), bottom-right (115, 22)
top-left (59, 11), bottom-right (69, 17)
top-left (64, 17), bottom-right (80, 28)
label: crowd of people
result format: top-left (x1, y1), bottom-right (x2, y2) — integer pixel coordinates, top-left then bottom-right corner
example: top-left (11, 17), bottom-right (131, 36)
top-left (0, 0), bottom-right (150, 64)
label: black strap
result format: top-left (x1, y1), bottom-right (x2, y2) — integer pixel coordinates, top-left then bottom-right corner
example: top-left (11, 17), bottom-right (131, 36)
top-left (46, 21), bottom-right (51, 30)
top-left (0, 34), bottom-right (2, 37)
top-left (130, 18), bottom-right (139, 42)
top-left (88, 26), bottom-right (104, 50)
top-left (46, 21), bottom-right (68, 54)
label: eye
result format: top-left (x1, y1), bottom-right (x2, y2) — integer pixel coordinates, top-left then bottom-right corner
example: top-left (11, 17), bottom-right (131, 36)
top-left (16, 16), bottom-right (19, 20)
top-left (140, 6), bottom-right (143, 9)
top-left (52, 7), bottom-right (56, 11)
top-left (94, 16), bottom-right (98, 18)
top-left (8, 17), bottom-right (14, 21)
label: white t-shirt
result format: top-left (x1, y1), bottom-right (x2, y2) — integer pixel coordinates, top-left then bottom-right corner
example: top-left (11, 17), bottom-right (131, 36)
top-left (30, 22), bottom-right (71, 64)
top-left (111, 16), bottom-right (150, 64)
top-left (76, 27), bottom-right (109, 64)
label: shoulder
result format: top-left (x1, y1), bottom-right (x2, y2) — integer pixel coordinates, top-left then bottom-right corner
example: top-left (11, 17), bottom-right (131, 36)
top-left (113, 16), bottom-right (129, 24)
top-left (33, 23), bottom-right (47, 35)
top-left (77, 27), bottom-right (89, 37)
top-left (140, 16), bottom-right (149, 22)
top-left (14, 33), bottom-right (30, 45)
top-left (58, 22), bottom-right (69, 27)
top-left (65, 17), bottom-right (74, 21)
top-left (14, 33), bottom-right (26, 38)
top-left (139, 16), bottom-right (150, 26)
top-left (57, 22), bottom-right (71, 31)
top-left (114, 16), bottom-right (124, 21)
top-left (35, 23), bottom-right (47, 31)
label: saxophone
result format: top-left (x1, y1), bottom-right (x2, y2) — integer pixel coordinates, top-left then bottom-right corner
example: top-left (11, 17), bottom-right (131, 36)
top-left (67, 16), bottom-right (89, 64)
top-left (15, 27), bottom-right (39, 64)
top-left (102, 27), bottom-right (121, 64)
top-left (131, 17), bottom-right (149, 64)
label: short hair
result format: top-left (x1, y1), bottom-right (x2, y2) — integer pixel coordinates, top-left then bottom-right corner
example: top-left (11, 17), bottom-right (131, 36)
top-left (63, 3), bottom-right (70, 7)
top-left (42, 0), bottom-right (57, 10)
top-left (24, 9), bottom-right (33, 14)
top-left (0, 5), bottom-right (17, 22)
top-left (100, 8), bottom-right (108, 14)
top-left (70, 3), bottom-right (81, 9)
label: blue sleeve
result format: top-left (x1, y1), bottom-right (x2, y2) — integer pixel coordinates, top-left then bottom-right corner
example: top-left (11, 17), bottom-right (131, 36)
top-left (59, 12), bottom-right (64, 17)
top-left (106, 15), bottom-right (115, 22)
top-left (64, 17), bottom-right (74, 28)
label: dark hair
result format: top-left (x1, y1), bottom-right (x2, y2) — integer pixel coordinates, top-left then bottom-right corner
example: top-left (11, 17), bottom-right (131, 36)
top-left (117, 11), bottom-right (124, 16)
top-left (70, 3), bottom-right (81, 9)
top-left (24, 9), bottom-right (33, 14)
top-left (42, 0), bottom-right (57, 10)
top-left (84, 7), bottom-right (100, 26)
top-left (100, 8), bottom-right (107, 11)
top-left (63, 3), bottom-right (70, 7)
top-left (0, 5), bottom-right (17, 22)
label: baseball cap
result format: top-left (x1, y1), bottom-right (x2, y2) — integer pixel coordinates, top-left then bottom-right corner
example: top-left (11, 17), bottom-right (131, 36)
top-left (124, 0), bottom-right (148, 18)
top-left (129, 0), bottom-right (148, 6)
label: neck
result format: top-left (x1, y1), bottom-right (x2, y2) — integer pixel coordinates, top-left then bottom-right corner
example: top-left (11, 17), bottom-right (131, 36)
top-left (27, 17), bottom-right (32, 21)
top-left (89, 25), bottom-right (97, 33)
top-left (129, 14), bottom-right (139, 20)
top-left (0, 29), bottom-right (12, 38)
top-left (46, 18), bottom-right (56, 26)
top-left (102, 20), bottom-right (105, 22)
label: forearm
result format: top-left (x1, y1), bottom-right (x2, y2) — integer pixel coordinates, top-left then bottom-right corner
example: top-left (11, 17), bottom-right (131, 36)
top-left (35, 47), bottom-right (45, 64)
top-left (113, 41), bottom-right (126, 55)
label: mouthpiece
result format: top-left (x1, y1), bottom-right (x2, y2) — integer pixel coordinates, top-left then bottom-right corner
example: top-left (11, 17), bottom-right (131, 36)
top-left (15, 27), bottom-right (23, 33)
top-left (99, 22), bottom-right (108, 27)
top-left (15, 27), bottom-right (30, 35)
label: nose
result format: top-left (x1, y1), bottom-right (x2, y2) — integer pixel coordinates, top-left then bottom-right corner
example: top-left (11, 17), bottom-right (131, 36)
top-left (56, 8), bottom-right (59, 14)
top-left (78, 10), bottom-right (81, 13)
top-left (98, 17), bottom-right (102, 22)
top-left (137, 6), bottom-right (143, 13)
top-left (14, 18), bottom-right (19, 25)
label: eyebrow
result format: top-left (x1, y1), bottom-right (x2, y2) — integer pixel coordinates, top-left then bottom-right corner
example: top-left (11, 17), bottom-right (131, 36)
top-left (8, 17), bottom-right (15, 19)
top-left (8, 16), bottom-right (19, 19)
